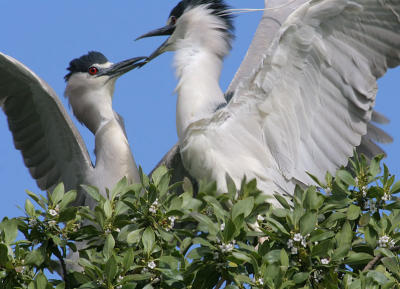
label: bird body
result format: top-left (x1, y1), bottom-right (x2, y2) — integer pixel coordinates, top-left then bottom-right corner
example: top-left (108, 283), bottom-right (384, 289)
top-left (140, 0), bottom-right (400, 203)
top-left (0, 51), bottom-right (144, 206)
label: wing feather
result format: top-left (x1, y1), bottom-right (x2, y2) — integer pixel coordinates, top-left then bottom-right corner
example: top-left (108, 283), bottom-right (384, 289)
top-left (0, 52), bottom-right (93, 194)
top-left (228, 0), bottom-right (400, 187)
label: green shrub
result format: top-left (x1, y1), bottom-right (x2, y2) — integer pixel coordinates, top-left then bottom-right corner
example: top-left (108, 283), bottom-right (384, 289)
top-left (0, 155), bottom-right (399, 288)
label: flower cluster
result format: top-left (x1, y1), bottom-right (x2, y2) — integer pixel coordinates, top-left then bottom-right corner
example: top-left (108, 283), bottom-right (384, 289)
top-left (164, 216), bottom-right (176, 231)
top-left (48, 205), bottom-right (59, 217)
top-left (253, 277), bottom-right (264, 286)
top-left (287, 233), bottom-right (309, 254)
top-left (149, 199), bottom-right (159, 214)
top-left (218, 240), bottom-right (236, 253)
top-left (382, 193), bottom-right (391, 201)
top-left (378, 235), bottom-right (396, 248)
top-left (321, 258), bottom-right (330, 265)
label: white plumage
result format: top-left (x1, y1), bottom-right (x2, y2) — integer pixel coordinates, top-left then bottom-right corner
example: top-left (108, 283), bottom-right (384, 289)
top-left (141, 0), bottom-right (400, 204)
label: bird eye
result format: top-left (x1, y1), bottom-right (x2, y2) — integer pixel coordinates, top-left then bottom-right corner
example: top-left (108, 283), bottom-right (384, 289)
top-left (88, 66), bottom-right (99, 75)
top-left (170, 16), bottom-right (177, 25)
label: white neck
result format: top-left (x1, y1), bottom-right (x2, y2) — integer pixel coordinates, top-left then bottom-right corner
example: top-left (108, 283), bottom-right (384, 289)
top-left (173, 6), bottom-right (231, 140)
top-left (175, 51), bottom-right (226, 140)
top-left (65, 77), bottom-right (139, 188)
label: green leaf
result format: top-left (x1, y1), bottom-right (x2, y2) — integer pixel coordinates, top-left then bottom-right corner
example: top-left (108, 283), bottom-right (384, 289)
top-left (359, 214), bottom-right (370, 227)
top-left (346, 252), bottom-right (374, 265)
top-left (364, 226), bottom-right (378, 248)
top-left (123, 249), bottom-right (134, 271)
top-left (35, 272), bottom-right (48, 289)
top-left (381, 257), bottom-right (400, 275)
top-left (263, 250), bottom-right (281, 264)
top-left (304, 187), bottom-right (322, 210)
top-left (391, 181), bottom-right (400, 194)
top-left (0, 244), bottom-right (10, 266)
top-left (103, 234), bottom-right (115, 259)
top-left (142, 227), bottom-right (155, 256)
top-left (81, 185), bottom-right (102, 202)
top-left (126, 228), bottom-right (144, 245)
top-left (25, 199), bottom-right (35, 217)
top-left (309, 230), bottom-right (335, 242)
top-left (272, 208), bottom-right (287, 218)
top-left (232, 197), bottom-right (254, 220)
top-left (366, 271), bottom-right (390, 285)
top-left (300, 212), bottom-right (317, 236)
top-left (293, 272), bottom-right (309, 284)
top-left (59, 207), bottom-right (77, 222)
top-left (51, 183), bottom-right (65, 204)
top-left (280, 248), bottom-right (289, 267)
top-left (347, 204), bottom-right (361, 220)
top-left (223, 219), bottom-right (236, 242)
top-left (105, 255), bottom-right (118, 284)
top-left (191, 213), bottom-right (218, 235)
top-left (104, 200), bottom-right (112, 219)
top-left (336, 221), bottom-right (352, 248)
top-left (1, 219), bottom-right (18, 244)
top-left (59, 190), bottom-right (77, 209)
top-left (151, 165), bottom-right (168, 186)
top-left (25, 248), bottom-right (45, 267)
top-left (336, 170), bottom-right (356, 186)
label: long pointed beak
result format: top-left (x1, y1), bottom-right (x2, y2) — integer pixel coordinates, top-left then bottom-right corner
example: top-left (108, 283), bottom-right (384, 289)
top-left (96, 56), bottom-right (147, 78)
top-left (136, 24), bottom-right (175, 62)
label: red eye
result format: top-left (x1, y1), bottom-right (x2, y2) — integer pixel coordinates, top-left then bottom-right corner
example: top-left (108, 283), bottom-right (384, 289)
top-left (88, 66), bottom-right (98, 75)
top-left (170, 16), bottom-right (177, 25)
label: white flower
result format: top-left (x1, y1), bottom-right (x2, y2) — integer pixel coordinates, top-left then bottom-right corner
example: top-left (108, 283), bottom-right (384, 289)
top-left (220, 223), bottom-right (225, 231)
top-left (382, 193), bottom-right (391, 201)
top-left (152, 277), bottom-right (160, 283)
top-left (141, 267), bottom-right (149, 274)
top-left (117, 275), bottom-right (123, 282)
top-left (325, 187), bottom-right (331, 194)
top-left (293, 233), bottom-right (302, 242)
top-left (55, 205), bottom-right (60, 212)
top-left (257, 215), bottom-right (265, 222)
top-left (370, 201), bottom-right (376, 212)
top-left (49, 209), bottom-right (58, 217)
top-left (105, 228), bottom-right (111, 234)
top-left (213, 252), bottom-right (219, 260)
top-left (29, 218), bottom-right (37, 226)
top-left (301, 238), bottom-right (307, 248)
top-left (253, 277), bottom-right (264, 286)
top-left (379, 235), bottom-right (396, 248)
top-left (287, 239), bottom-right (294, 248)
top-left (290, 247), bottom-right (298, 255)
top-left (219, 241), bottom-right (235, 253)
top-left (149, 199), bottom-right (159, 214)
top-left (313, 270), bottom-right (323, 283)
top-left (148, 261), bottom-right (156, 269)
top-left (389, 240), bottom-right (396, 248)
top-left (115, 228), bottom-right (121, 233)
top-left (149, 206), bottom-right (157, 214)
top-left (321, 258), bottom-right (330, 265)
top-left (361, 186), bottom-right (367, 197)
top-left (48, 220), bottom-right (57, 227)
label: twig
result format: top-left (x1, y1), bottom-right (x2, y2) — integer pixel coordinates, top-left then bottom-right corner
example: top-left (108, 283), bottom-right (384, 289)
top-left (362, 246), bottom-right (400, 272)
top-left (215, 278), bottom-right (226, 289)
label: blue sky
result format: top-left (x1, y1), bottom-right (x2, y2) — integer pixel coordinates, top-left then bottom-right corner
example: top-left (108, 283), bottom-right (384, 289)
top-left (0, 1), bottom-right (399, 220)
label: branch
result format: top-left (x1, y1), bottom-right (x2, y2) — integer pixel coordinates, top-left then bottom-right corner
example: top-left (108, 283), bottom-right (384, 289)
top-left (362, 246), bottom-right (400, 272)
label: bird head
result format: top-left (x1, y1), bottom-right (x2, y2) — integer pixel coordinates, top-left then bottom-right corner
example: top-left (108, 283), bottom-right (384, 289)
top-left (137, 0), bottom-right (234, 62)
top-left (63, 51), bottom-right (145, 133)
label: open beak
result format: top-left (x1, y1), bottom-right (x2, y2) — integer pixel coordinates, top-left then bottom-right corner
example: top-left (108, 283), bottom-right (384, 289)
top-left (136, 24), bottom-right (175, 62)
top-left (96, 56), bottom-right (147, 78)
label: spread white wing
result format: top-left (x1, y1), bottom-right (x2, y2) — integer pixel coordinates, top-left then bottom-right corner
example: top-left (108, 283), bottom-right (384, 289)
top-left (0, 52), bottom-right (93, 203)
top-left (225, 0), bottom-right (400, 187)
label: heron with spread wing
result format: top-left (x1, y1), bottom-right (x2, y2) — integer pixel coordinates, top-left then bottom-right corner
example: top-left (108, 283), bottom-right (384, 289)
top-left (140, 0), bottom-right (399, 204)
top-left (0, 51), bottom-right (145, 207)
